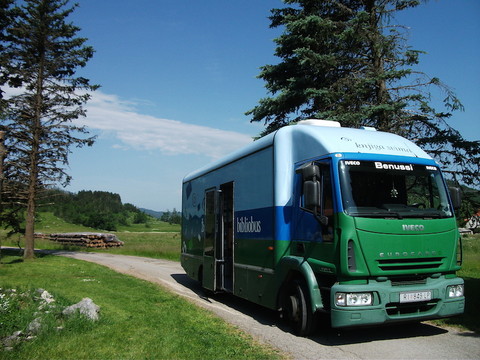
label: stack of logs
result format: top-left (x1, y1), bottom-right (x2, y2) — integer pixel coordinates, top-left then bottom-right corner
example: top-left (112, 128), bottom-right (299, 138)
top-left (35, 232), bottom-right (124, 248)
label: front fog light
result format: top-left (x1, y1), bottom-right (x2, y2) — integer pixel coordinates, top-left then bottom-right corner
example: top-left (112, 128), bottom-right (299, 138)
top-left (447, 285), bottom-right (464, 298)
top-left (335, 292), bottom-right (373, 306)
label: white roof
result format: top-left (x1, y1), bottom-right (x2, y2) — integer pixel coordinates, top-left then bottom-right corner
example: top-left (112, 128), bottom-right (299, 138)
top-left (278, 124), bottom-right (431, 161)
top-left (183, 123), bottom-right (431, 182)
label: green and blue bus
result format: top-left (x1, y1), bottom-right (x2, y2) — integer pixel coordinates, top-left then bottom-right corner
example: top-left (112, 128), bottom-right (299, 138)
top-left (181, 120), bottom-right (464, 336)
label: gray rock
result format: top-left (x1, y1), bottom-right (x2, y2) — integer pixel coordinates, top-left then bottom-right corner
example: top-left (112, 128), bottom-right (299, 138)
top-left (62, 298), bottom-right (100, 321)
top-left (27, 317), bottom-right (43, 334)
top-left (3, 330), bottom-right (23, 348)
top-left (36, 289), bottom-right (55, 309)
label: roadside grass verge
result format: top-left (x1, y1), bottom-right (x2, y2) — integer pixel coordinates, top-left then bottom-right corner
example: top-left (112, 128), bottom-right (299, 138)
top-left (0, 249), bottom-right (283, 360)
top-left (430, 234), bottom-right (480, 333)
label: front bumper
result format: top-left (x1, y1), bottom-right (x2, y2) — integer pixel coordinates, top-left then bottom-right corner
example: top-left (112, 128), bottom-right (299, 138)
top-left (330, 276), bottom-right (464, 328)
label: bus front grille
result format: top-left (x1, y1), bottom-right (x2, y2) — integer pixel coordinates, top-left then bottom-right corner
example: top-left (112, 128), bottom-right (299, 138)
top-left (377, 257), bottom-right (444, 271)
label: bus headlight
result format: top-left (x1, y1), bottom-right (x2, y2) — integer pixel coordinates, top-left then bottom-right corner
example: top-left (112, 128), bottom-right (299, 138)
top-left (447, 285), bottom-right (464, 298)
top-left (335, 292), bottom-right (373, 306)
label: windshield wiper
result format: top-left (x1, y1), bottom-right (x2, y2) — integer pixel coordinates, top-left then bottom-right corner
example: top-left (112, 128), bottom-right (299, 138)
top-left (348, 211), bottom-right (403, 219)
top-left (402, 211), bottom-right (446, 219)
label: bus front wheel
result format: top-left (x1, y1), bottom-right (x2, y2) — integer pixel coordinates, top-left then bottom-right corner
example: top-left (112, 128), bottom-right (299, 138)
top-left (282, 278), bottom-right (316, 336)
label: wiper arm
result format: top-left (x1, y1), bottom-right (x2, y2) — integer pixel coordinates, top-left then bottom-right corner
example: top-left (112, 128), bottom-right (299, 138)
top-left (402, 211), bottom-right (445, 219)
top-left (348, 211), bottom-right (403, 219)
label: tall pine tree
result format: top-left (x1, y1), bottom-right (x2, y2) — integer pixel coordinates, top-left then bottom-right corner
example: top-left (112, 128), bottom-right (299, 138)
top-left (0, 0), bottom-right (15, 111)
top-left (247, 0), bottom-right (479, 187)
top-left (2, 0), bottom-right (98, 259)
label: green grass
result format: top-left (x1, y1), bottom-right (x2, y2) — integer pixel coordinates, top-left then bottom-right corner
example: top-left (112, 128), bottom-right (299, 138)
top-left (0, 249), bottom-right (283, 359)
top-left (430, 234), bottom-right (480, 333)
top-left (35, 212), bottom-right (103, 233)
top-left (33, 212), bottom-right (181, 234)
top-left (91, 232), bottom-right (181, 261)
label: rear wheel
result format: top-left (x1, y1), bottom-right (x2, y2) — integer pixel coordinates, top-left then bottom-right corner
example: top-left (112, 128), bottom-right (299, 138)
top-left (282, 278), bottom-right (316, 336)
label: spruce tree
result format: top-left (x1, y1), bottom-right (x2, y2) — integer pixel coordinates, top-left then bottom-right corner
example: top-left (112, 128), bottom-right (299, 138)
top-left (247, 0), bottom-right (479, 187)
top-left (0, 0), bottom-right (15, 110)
top-left (2, 0), bottom-right (98, 259)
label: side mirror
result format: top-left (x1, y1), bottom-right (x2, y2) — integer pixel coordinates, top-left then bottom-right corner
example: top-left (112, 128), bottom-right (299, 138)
top-left (304, 180), bottom-right (320, 211)
top-left (448, 186), bottom-right (462, 210)
top-left (301, 163), bottom-right (320, 181)
top-left (297, 163), bottom-right (328, 226)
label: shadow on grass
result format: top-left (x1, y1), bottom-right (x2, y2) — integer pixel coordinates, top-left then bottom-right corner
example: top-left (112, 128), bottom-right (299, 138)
top-left (433, 277), bottom-right (480, 334)
top-left (0, 247), bottom-right (24, 264)
top-left (0, 247), bottom-right (55, 264)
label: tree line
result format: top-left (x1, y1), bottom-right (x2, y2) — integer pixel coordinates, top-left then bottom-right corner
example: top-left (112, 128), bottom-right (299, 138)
top-left (42, 189), bottom-right (151, 232)
top-left (160, 209), bottom-right (182, 225)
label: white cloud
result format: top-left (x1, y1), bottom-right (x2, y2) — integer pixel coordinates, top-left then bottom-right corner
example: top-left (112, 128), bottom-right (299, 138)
top-left (3, 87), bottom-right (253, 159)
top-left (76, 91), bottom-right (253, 159)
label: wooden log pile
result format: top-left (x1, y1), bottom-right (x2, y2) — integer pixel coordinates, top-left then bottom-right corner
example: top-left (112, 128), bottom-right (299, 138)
top-left (35, 232), bottom-right (124, 248)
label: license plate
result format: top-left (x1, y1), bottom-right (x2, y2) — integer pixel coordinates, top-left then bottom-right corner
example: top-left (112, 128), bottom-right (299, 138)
top-left (399, 291), bottom-right (432, 303)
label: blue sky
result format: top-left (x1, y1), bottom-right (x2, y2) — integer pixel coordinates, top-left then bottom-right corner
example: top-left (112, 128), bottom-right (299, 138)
top-left (59, 0), bottom-right (479, 211)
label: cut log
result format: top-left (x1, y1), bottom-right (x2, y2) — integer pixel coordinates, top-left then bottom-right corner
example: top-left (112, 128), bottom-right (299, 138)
top-left (35, 232), bottom-right (124, 248)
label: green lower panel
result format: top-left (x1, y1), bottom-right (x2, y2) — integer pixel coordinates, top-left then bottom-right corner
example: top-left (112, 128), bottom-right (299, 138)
top-left (234, 265), bottom-right (277, 309)
top-left (181, 254), bottom-right (203, 282)
top-left (235, 238), bottom-right (275, 269)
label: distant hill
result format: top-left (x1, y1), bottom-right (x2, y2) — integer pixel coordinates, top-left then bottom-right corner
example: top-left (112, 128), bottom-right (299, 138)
top-left (140, 208), bottom-right (164, 219)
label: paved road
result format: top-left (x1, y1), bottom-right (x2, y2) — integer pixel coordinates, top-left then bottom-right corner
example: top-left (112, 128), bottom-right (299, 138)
top-left (50, 251), bottom-right (479, 360)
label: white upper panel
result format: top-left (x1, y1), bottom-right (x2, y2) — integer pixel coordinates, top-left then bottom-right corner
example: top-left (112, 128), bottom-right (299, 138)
top-left (276, 124), bottom-right (431, 163)
top-left (183, 123), bottom-right (431, 183)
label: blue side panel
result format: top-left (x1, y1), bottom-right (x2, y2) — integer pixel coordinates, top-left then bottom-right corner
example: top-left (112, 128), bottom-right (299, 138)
top-left (182, 146), bottom-right (275, 257)
top-left (275, 206), bottom-right (293, 242)
top-left (234, 206), bottom-right (294, 242)
top-left (293, 210), bottom-right (326, 242)
top-left (235, 207), bottom-right (274, 240)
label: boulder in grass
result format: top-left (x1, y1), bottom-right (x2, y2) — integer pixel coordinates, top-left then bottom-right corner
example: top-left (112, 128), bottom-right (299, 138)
top-left (62, 298), bottom-right (100, 321)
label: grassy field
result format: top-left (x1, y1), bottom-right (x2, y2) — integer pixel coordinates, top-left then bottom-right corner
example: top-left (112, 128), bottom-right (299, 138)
top-left (0, 249), bottom-right (283, 359)
top-left (0, 212), bottom-right (181, 261)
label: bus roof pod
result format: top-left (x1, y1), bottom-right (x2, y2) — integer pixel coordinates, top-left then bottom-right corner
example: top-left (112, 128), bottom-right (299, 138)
top-left (297, 119), bottom-right (341, 127)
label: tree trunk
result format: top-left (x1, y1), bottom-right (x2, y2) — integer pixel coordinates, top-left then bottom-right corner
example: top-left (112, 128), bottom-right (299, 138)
top-left (0, 130), bottom-right (5, 205)
top-left (24, 52), bottom-right (45, 260)
top-left (0, 131), bottom-right (5, 259)
top-left (23, 136), bottom-right (39, 260)
top-left (365, 0), bottom-right (389, 129)
top-left (23, 183), bottom-right (36, 259)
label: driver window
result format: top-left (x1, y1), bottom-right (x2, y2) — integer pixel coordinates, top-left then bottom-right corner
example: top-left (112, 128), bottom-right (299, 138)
top-left (320, 163), bottom-right (334, 241)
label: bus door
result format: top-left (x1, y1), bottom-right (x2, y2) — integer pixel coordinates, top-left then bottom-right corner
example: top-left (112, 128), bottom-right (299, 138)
top-left (203, 188), bottom-right (218, 291)
top-left (203, 184), bottom-right (235, 292)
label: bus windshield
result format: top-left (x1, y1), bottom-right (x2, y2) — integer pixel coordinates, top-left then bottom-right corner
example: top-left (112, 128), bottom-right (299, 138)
top-left (339, 160), bottom-right (453, 218)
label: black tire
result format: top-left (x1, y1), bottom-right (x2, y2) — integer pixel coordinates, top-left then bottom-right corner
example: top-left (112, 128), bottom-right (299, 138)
top-left (282, 278), bottom-right (316, 336)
